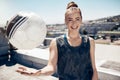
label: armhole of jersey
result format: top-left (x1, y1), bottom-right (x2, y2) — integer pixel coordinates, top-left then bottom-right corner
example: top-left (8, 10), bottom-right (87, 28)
top-left (56, 37), bottom-right (59, 50)
top-left (87, 37), bottom-right (91, 52)
top-left (56, 36), bottom-right (65, 48)
top-left (83, 36), bottom-right (90, 49)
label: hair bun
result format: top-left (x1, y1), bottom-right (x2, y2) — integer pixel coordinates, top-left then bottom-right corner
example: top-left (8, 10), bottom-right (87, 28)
top-left (67, 1), bottom-right (78, 9)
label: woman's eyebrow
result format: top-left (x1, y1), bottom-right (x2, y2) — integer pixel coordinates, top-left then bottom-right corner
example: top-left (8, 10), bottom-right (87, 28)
top-left (68, 17), bottom-right (73, 19)
top-left (76, 17), bottom-right (80, 19)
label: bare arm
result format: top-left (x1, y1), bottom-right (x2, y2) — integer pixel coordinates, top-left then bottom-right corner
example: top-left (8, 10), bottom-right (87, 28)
top-left (40, 38), bottom-right (58, 75)
top-left (89, 37), bottom-right (98, 80)
top-left (16, 38), bottom-right (58, 76)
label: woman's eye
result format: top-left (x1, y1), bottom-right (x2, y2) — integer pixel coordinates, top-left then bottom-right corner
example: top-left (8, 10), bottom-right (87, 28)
top-left (68, 20), bottom-right (72, 21)
top-left (76, 18), bottom-right (80, 21)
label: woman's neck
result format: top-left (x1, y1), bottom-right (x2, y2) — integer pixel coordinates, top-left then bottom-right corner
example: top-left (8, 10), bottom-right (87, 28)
top-left (66, 31), bottom-right (82, 47)
top-left (67, 31), bottom-right (81, 40)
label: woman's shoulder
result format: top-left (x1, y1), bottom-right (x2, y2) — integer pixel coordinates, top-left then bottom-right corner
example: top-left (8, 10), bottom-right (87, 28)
top-left (89, 37), bottom-right (94, 41)
top-left (88, 37), bottom-right (95, 46)
top-left (50, 38), bottom-right (56, 45)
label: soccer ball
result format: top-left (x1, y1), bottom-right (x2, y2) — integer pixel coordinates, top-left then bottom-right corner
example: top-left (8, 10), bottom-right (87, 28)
top-left (6, 12), bottom-right (47, 49)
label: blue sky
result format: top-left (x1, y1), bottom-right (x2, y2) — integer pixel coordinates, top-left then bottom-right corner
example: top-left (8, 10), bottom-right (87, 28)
top-left (0, 0), bottom-right (120, 25)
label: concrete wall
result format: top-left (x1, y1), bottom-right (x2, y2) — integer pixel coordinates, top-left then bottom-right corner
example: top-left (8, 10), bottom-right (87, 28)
top-left (0, 27), bottom-right (9, 56)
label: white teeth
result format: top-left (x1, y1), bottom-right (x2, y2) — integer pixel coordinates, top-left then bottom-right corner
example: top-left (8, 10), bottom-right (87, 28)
top-left (71, 26), bottom-right (78, 29)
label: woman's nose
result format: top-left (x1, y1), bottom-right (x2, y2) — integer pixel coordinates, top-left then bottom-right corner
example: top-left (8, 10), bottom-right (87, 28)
top-left (72, 20), bottom-right (77, 25)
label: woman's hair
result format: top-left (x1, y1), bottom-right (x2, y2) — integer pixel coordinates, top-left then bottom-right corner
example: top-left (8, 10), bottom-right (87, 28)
top-left (65, 1), bottom-right (82, 20)
top-left (67, 1), bottom-right (78, 9)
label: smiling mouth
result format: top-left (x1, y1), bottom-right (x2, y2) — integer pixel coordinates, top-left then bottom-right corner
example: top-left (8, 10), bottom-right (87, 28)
top-left (71, 26), bottom-right (78, 29)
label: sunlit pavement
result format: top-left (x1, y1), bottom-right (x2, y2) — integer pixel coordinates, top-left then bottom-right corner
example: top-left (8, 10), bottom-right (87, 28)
top-left (0, 63), bottom-right (58, 80)
top-left (0, 44), bottom-right (120, 80)
top-left (95, 44), bottom-right (120, 80)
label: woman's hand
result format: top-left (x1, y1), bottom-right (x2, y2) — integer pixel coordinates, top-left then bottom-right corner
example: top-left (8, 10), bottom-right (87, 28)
top-left (16, 67), bottom-right (41, 76)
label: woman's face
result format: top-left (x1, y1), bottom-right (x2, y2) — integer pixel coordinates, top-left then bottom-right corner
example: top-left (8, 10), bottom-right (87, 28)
top-left (65, 8), bottom-right (82, 32)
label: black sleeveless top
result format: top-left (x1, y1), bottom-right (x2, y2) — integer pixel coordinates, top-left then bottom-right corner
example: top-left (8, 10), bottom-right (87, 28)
top-left (56, 35), bottom-right (93, 80)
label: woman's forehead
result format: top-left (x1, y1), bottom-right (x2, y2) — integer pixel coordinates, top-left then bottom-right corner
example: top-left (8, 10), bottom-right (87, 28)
top-left (67, 7), bottom-right (80, 13)
top-left (66, 11), bottom-right (81, 18)
top-left (66, 7), bottom-right (80, 16)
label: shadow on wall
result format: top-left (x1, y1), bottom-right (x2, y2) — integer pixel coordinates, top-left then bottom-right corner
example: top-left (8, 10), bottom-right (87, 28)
top-left (0, 27), bottom-right (11, 66)
top-left (0, 27), bottom-right (9, 56)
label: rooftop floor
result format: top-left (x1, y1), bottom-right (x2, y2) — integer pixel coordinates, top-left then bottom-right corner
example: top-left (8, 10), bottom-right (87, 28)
top-left (0, 44), bottom-right (120, 80)
top-left (0, 60), bottom-right (58, 80)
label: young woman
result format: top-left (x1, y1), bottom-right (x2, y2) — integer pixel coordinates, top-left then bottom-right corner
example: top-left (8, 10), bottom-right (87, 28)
top-left (17, 2), bottom-right (98, 80)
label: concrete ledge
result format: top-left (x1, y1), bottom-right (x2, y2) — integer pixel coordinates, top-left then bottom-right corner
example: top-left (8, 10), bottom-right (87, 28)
top-left (11, 48), bottom-right (49, 69)
top-left (0, 28), bottom-right (9, 56)
top-left (0, 46), bottom-right (9, 56)
top-left (10, 45), bottom-right (120, 79)
top-left (0, 54), bottom-right (8, 60)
